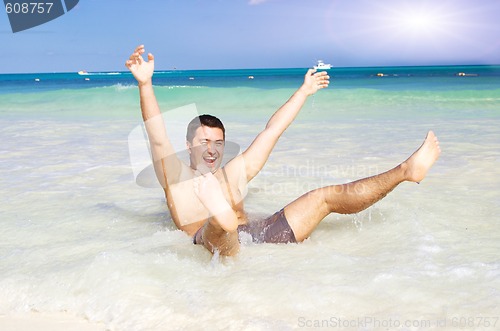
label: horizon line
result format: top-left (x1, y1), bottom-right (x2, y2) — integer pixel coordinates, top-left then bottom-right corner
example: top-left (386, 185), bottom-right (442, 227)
top-left (1, 63), bottom-right (499, 75)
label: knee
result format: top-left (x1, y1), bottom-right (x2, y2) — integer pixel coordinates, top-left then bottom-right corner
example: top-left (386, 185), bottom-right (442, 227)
top-left (308, 188), bottom-right (334, 214)
top-left (322, 185), bottom-right (367, 214)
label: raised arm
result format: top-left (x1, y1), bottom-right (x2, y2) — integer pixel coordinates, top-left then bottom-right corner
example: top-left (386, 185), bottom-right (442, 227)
top-left (125, 45), bottom-right (181, 187)
top-left (125, 45), bottom-right (159, 119)
top-left (238, 69), bottom-right (329, 181)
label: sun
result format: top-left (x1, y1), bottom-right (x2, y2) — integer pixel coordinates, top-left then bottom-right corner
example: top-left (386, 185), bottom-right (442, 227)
top-left (377, 1), bottom-right (465, 44)
top-left (324, 1), bottom-right (463, 41)
top-left (405, 13), bottom-right (436, 30)
top-left (397, 10), bottom-right (442, 34)
top-left (323, 0), bottom-right (476, 62)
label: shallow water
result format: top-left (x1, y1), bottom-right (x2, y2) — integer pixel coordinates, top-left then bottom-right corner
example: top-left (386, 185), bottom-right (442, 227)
top-left (1, 68), bottom-right (499, 330)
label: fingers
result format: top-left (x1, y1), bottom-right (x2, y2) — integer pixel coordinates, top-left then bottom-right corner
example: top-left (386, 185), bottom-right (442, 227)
top-left (306, 68), bottom-right (317, 76)
top-left (134, 44), bottom-right (145, 53)
top-left (314, 71), bottom-right (330, 89)
top-left (126, 52), bottom-right (141, 68)
top-left (304, 68), bottom-right (330, 90)
top-left (130, 45), bottom-right (145, 59)
top-left (125, 45), bottom-right (149, 68)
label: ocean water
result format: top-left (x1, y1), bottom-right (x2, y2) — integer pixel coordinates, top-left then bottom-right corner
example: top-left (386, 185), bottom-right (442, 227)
top-left (0, 66), bottom-right (499, 330)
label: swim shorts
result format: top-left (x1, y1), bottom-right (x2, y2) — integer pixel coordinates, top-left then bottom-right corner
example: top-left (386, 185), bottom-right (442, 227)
top-left (193, 209), bottom-right (297, 245)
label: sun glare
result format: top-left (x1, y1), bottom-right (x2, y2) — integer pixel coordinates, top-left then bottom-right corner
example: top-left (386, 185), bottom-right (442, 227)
top-left (406, 13), bottom-right (434, 30)
top-left (382, 2), bottom-right (466, 42)
top-left (398, 10), bottom-right (442, 35)
top-left (324, 0), bottom-right (478, 61)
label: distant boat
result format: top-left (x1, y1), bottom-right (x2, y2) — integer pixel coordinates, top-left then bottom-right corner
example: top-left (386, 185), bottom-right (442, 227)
top-left (456, 72), bottom-right (478, 77)
top-left (248, 76), bottom-right (254, 80)
top-left (313, 60), bottom-right (331, 70)
top-left (78, 70), bottom-right (88, 75)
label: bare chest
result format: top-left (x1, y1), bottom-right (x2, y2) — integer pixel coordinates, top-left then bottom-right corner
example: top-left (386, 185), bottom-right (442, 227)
top-left (166, 173), bottom-right (244, 228)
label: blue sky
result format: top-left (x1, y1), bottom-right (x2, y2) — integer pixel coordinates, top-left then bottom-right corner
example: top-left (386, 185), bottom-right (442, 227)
top-left (1, 0), bottom-right (499, 73)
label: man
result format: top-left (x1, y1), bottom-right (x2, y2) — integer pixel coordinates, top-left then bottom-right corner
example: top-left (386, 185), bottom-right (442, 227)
top-left (126, 45), bottom-right (441, 256)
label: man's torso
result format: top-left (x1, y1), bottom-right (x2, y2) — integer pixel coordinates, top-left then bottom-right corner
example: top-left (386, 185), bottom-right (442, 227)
top-left (164, 158), bottom-right (248, 236)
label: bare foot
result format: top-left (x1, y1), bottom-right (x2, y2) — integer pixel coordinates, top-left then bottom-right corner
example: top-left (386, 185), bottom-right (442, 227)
top-left (403, 131), bottom-right (441, 183)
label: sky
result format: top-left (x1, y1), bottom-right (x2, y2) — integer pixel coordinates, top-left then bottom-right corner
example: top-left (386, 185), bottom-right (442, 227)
top-left (1, 0), bottom-right (499, 73)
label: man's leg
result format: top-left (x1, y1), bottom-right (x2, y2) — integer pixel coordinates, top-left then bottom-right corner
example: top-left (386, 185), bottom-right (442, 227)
top-left (284, 131), bottom-right (441, 242)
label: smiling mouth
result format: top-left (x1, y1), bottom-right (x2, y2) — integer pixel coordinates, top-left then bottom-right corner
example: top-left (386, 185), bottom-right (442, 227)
top-left (203, 156), bottom-right (217, 166)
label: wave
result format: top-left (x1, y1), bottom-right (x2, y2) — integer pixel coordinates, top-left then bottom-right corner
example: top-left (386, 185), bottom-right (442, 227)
top-left (79, 71), bottom-right (123, 76)
top-left (93, 84), bottom-right (208, 91)
top-left (156, 85), bottom-right (206, 89)
top-left (112, 83), bottom-right (137, 91)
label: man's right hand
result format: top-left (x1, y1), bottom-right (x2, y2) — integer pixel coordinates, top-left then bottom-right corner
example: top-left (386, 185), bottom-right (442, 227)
top-left (298, 69), bottom-right (329, 96)
top-left (125, 45), bottom-right (155, 86)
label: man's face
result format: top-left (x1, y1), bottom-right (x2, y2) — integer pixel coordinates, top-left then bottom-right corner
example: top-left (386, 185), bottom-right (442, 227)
top-left (187, 125), bottom-right (225, 173)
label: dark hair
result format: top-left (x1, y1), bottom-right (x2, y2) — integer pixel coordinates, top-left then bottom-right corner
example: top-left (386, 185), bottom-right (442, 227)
top-left (186, 114), bottom-right (225, 143)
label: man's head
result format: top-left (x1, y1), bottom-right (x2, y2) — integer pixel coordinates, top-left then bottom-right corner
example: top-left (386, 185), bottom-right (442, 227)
top-left (186, 114), bottom-right (225, 142)
top-left (186, 114), bottom-right (225, 173)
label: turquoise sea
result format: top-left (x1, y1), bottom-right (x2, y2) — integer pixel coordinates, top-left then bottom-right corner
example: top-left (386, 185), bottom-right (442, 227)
top-left (1, 65), bottom-right (499, 330)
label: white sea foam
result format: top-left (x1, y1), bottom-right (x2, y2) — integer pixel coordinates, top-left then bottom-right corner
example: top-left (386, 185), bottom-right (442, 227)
top-left (112, 83), bottom-right (136, 91)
